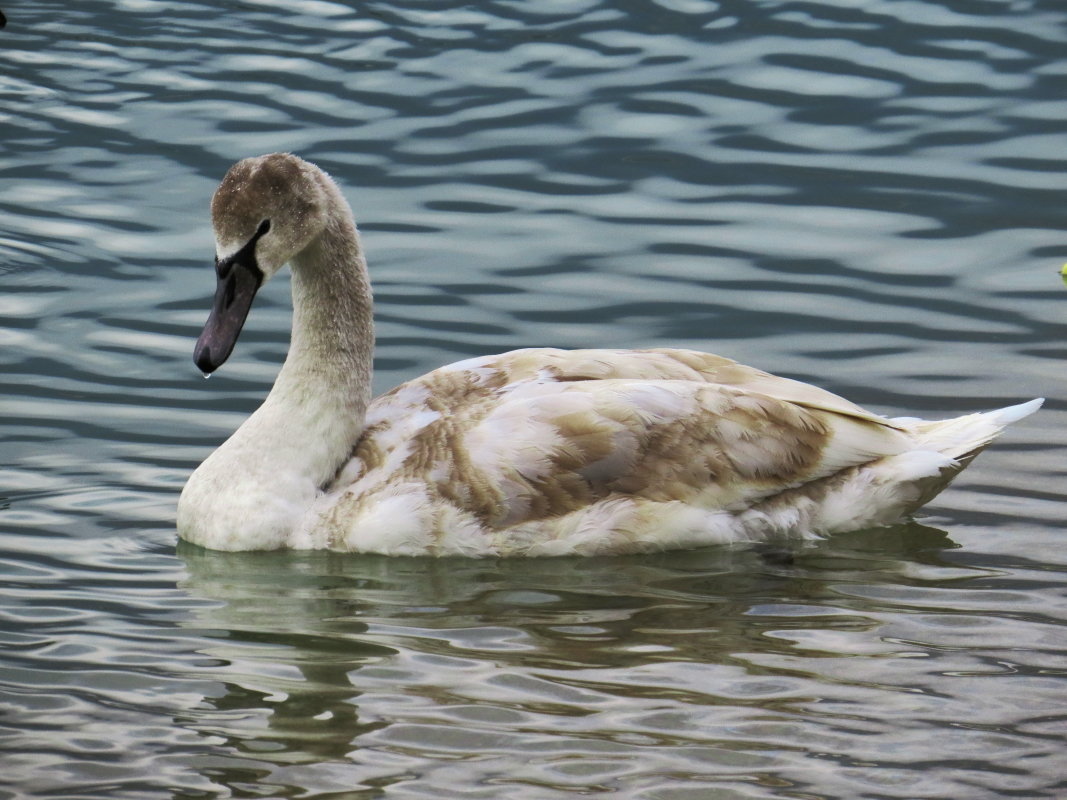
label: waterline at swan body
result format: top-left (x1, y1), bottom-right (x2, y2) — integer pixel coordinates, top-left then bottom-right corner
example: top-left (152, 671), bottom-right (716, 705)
top-left (176, 153), bottom-right (1042, 556)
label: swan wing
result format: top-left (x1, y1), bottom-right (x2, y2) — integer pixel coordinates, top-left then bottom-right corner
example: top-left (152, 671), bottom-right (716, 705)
top-left (328, 348), bottom-right (911, 533)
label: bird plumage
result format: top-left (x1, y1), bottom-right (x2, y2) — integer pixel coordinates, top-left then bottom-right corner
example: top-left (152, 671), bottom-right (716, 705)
top-left (176, 154), bottom-right (1041, 556)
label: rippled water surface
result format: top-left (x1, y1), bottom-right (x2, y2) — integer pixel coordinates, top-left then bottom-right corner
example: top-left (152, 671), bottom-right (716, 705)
top-left (2, 1), bottom-right (1066, 797)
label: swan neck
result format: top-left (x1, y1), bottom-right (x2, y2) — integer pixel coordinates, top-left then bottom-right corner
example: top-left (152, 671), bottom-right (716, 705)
top-left (279, 213), bottom-right (374, 415)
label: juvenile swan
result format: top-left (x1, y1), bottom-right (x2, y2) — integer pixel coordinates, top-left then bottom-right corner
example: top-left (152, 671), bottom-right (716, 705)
top-left (177, 153), bottom-right (1041, 555)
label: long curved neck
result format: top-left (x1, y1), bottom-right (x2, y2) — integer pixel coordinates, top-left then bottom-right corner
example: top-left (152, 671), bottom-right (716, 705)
top-left (281, 215), bottom-right (373, 408)
top-left (259, 208), bottom-right (374, 486)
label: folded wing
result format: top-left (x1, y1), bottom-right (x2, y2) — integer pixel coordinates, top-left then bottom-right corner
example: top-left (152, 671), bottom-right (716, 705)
top-left (332, 348), bottom-right (913, 532)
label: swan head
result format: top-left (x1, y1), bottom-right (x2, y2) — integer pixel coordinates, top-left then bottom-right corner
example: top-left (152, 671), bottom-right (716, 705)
top-left (194, 153), bottom-right (333, 375)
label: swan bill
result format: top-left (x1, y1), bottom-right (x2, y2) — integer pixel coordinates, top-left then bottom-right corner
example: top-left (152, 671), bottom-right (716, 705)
top-left (193, 248), bottom-right (263, 375)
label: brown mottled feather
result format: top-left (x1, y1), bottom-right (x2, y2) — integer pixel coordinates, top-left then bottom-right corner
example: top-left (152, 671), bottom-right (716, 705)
top-left (318, 348), bottom-right (909, 551)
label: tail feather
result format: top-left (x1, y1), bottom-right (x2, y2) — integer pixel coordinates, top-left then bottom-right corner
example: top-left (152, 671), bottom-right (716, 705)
top-left (905, 398), bottom-right (1043, 462)
top-left (885, 398), bottom-right (1042, 513)
top-left (985, 398), bottom-right (1045, 426)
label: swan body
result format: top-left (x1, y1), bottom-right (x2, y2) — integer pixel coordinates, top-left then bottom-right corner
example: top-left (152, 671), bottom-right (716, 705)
top-left (177, 153), bottom-right (1041, 556)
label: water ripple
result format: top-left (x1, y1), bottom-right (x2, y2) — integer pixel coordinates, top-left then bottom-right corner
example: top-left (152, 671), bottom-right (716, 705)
top-left (2, 0), bottom-right (1066, 797)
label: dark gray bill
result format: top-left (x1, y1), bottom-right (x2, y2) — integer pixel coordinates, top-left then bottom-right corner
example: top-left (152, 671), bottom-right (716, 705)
top-left (193, 221), bottom-right (270, 374)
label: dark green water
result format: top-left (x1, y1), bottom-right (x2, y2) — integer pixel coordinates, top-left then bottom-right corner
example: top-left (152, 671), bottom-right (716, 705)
top-left (1, 1), bottom-right (1065, 797)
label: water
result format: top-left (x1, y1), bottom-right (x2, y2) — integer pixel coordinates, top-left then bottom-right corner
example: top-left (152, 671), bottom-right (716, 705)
top-left (2, 0), bottom-right (1065, 797)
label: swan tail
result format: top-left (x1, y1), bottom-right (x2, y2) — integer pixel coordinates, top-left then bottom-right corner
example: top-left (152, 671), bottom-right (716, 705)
top-left (883, 398), bottom-right (1043, 512)
top-left (905, 397), bottom-right (1043, 464)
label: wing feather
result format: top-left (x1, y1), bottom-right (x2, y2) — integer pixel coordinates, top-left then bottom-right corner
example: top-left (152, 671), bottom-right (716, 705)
top-left (332, 348), bottom-right (913, 535)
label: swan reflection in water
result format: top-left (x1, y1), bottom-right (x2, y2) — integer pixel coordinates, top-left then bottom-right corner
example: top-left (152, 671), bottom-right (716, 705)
top-left (173, 524), bottom-right (963, 796)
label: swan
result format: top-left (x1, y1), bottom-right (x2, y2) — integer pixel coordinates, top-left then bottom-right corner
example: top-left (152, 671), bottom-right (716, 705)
top-left (176, 153), bottom-right (1042, 556)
